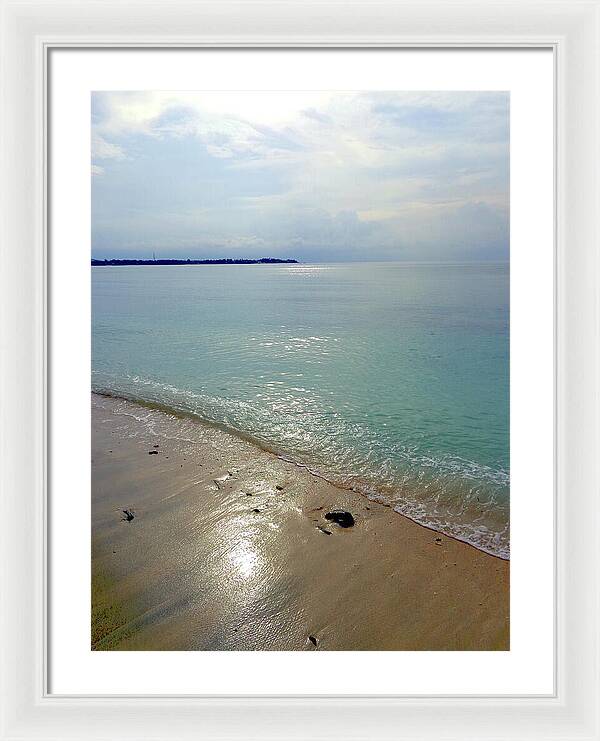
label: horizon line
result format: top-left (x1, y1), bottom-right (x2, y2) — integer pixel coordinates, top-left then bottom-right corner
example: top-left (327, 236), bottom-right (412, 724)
top-left (91, 256), bottom-right (510, 265)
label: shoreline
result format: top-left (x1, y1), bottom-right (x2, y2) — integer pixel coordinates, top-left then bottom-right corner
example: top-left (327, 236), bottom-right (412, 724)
top-left (92, 388), bottom-right (509, 560)
top-left (92, 392), bottom-right (510, 651)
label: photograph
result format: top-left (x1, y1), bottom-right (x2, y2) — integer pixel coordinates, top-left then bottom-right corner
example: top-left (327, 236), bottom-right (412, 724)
top-left (6, 0), bottom-right (600, 732)
top-left (91, 90), bottom-right (510, 651)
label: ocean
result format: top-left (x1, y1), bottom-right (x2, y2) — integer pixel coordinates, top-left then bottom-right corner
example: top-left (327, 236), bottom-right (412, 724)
top-left (92, 262), bottom-right (509, 558)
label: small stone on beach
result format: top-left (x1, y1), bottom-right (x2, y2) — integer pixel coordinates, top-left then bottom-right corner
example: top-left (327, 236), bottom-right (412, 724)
top-left (148, 450), bottom-right (158, 455)
top-left (214, 473), bottom-right (232, 489)
top-left (308, 635), bottom-right (318, 647)
top-left (324, 510), bottom-right (355, 528)
top-left (121, 509), bottom-right (134, 522)
top-left (275, 484), bottom-right (284, 491)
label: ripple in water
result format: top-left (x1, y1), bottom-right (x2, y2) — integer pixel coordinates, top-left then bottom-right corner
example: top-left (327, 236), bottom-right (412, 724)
top-left (92, 262), bottom-right (510, 558)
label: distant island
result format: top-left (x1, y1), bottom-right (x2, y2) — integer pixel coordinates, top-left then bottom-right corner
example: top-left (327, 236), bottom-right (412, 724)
top-left (91, 257), bottom-right (298, 266)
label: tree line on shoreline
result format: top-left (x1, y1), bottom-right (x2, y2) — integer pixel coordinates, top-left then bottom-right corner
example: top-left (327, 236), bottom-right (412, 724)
top-left (91, 257), bottom-right (298, 266)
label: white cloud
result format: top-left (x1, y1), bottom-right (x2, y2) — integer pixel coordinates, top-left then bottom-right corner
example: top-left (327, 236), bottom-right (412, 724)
top-left (91, 91), bottom-right (509, 261)
top-left (92, 134), bottom-right (126, 161)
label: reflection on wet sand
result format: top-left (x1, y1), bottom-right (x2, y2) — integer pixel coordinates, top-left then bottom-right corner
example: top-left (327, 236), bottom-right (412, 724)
top-left (92, 393), bottom-right (509, 651)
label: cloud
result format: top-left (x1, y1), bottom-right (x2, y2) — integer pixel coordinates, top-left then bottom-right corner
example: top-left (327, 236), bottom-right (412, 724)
top-left (92, 91), bottom-right (509, 261)
top-left (302, 107), bottom-right (333, 124)
top-left (92, 134), bottom-right (126, 161)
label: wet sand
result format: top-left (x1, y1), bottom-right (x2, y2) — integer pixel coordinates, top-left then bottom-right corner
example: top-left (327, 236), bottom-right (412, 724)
top-left (92, 393), bottom-right (509, 651)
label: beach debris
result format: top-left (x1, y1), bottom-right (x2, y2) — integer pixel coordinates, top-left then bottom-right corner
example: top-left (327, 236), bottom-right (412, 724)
top-left (148, 450), bottom-right (158, 455)
top-left (316, 525), bottom-right (332, 535)
top-left (245, 492), bottom-right (253, 496)
top-left (121, 509), bottom-right (135, 522)
top-left (275, 484), bottom-right (284, 491)
top-left (324, 510), bottom-right (355, 528)
top-left (214, 472), bottom-right (233, 489)
top-left (252, 508), bottom-right (260, 513)
top-left (435, 537), bottom-right (442, 545)
top-left (308, 635), bottom-right (318, 647)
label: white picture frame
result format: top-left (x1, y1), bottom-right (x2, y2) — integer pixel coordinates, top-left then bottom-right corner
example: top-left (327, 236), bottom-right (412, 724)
top-left (1, 1), bottom-right (598, 739)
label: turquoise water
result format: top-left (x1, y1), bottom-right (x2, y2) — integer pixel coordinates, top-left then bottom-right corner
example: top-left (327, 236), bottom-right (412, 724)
top-left (92, 262), bottom-right (509, 558)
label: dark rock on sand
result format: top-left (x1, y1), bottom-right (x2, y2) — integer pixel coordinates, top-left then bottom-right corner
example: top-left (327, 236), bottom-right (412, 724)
top-left (275, 484), bottom-right (284, 491)
top-left (148, 450), bottom-right (158, 455)
top-left (325, 510), bottom-right (355, 528)
top-left (121, 509), bottom-right (135, 522)
top-left (309, 635), bottom-right (318, 647)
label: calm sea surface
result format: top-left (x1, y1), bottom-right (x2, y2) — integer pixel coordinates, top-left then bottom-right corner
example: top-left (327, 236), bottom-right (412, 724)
top-left (92, 262), bottom-right (509, 558)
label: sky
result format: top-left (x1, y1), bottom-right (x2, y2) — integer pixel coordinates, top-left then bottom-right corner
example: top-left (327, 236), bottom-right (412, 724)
top-left (91, 91), bottom-right (509, 262)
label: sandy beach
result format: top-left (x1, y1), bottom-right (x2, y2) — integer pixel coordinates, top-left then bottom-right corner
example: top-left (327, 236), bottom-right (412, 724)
top-left (92, 392), bottom-right (509, 651)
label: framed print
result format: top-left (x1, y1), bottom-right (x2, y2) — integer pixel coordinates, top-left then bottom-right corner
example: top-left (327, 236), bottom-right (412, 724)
top-left (1, 1), bottom-right (599, 740)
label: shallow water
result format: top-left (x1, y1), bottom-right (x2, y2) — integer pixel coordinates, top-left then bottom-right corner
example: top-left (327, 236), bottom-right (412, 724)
top-left (92, 262), bottom-right (509, 557)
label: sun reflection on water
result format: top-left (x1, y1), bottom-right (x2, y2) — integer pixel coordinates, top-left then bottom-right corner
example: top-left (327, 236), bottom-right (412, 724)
top-left (229, 535), bottom-right (260, 579)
